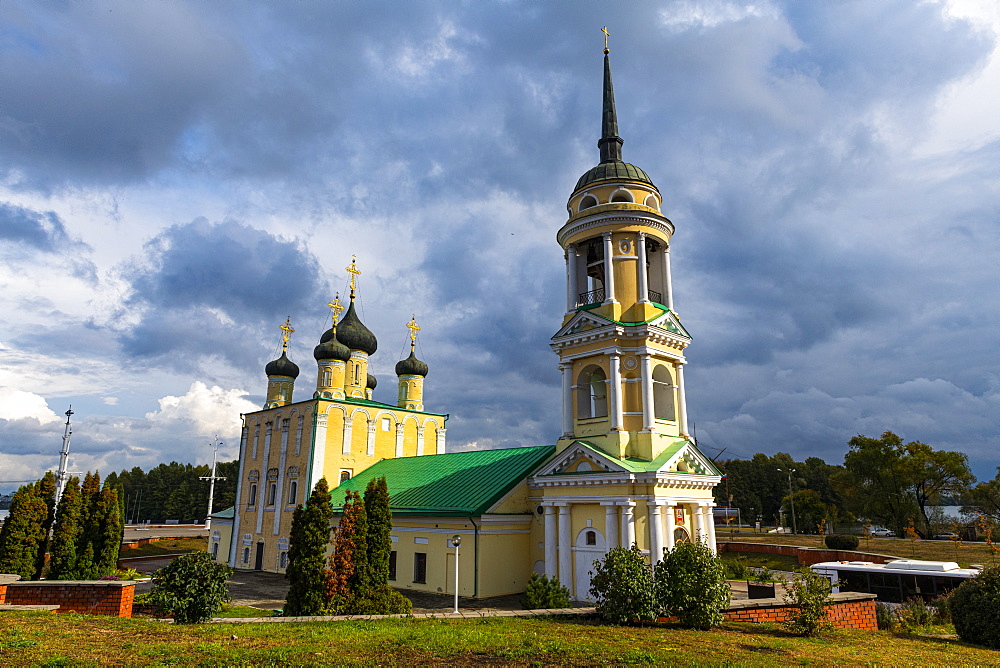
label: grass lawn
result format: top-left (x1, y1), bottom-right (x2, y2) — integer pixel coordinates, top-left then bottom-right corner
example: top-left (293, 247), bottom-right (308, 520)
top-left (1, 611), bottom-right (995, 666)
top-left (717, 531), bottom-right (1000, 569)
top-left (721, 551), bottom-right (801, 573)
top-left (119, 537), bottom-right (208, 559)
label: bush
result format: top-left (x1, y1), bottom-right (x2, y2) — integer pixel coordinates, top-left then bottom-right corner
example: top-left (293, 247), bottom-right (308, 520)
top-left (875, 602), bottom-right (897, 631)
top-left (589, 545), bottom-right (658, 625)
top-left (344, 585), bottom-right (413, 615)
top-left (751, 567), bottom-right (775, 583)
top-left (928, 592), bottom-right (952, 624)
top-left (148, 552), bottom-right (232, 624)
top-left (782, 570), bottom-right (834, 636)
top-left (721, 555), bottom-right (749, 580)
top-left (951, 565), bottom-right (1000, 648)
top-left (521, 573), bottom-right (572, 609)
top-left (824, 534), bottom-right (859, 550)
top-left (896, 597), bottom-right (935, 633)
top-left (654, 541), bottom-right (730, 630)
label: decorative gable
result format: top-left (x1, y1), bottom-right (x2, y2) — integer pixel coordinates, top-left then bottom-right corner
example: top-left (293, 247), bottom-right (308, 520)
top-left (647, 311), bottom-right (691, 339)
top-left (552, 311), bottom-right (614, 340)
top-left (660, 441), bottom-right (721, 476)
top-left (533, 441), bottom-right (630, 476)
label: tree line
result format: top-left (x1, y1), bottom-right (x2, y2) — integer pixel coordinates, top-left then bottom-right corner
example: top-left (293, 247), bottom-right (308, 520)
top-left (106, 460), bottom-right (238, 524)
top-left (714, 430), bottom-right (996, 538)
top-left (0, 471), bottom-right (124, 580)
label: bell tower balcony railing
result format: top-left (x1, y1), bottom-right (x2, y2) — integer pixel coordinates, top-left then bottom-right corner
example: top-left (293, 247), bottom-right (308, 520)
top-left (576, 288), bottom-right (664, 308)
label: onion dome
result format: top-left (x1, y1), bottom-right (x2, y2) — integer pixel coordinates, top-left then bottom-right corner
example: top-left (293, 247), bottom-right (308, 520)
top-left (313, 331), bottom-right (351, 362)
top-left (366, 373), bottom-right (378, 390)
top-left (574, 50), bottom-right (656, 193)
top-left (265, 351), bottom-right (300, 379)
top-left (336, 300), bottom-right (377, 354)
top-left (395, 350), bottom-right (429, 377)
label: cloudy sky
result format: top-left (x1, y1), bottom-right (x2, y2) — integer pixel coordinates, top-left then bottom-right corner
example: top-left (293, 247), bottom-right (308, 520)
top-left (2, 0), bottom-right (999, 491)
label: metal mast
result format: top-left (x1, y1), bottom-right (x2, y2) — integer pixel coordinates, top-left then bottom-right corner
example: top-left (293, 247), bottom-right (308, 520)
top-left (55, 407), bottom-right (74, 510)
top-left (200, 437), bottom-right (226, 529)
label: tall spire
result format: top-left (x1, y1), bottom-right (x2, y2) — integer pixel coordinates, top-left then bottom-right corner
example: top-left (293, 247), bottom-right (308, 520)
top-left (598, 28), bottom-right (623, 164)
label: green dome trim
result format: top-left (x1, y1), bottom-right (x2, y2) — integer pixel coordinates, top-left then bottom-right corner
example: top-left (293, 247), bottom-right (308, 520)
top-left (265, 351), bottom-right (300, 379)
top-left (575, 161), bottom-right (655, 191)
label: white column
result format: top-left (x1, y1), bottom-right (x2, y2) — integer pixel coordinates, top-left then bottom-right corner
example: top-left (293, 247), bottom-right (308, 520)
top-left (602, 232), bottom-right (616, 304)
top-left (664, 504), bottom-right (676, 552)
top-left (694, 503), bottom-right (706, 545)
top-left (366, 422), bottom-right (376, 457)
top-left (342, 417), bottom-right (353, 455)
top-left (608, 352), bottom-right (623, 431)
top-left (676, 362), bottom-right (690, 438)
top-left (228, 425), bottom-right (249, 567)
top-left (256, 422), bottom-right (273, 535)
top-left (395, 423), bottom-right (404, 457)
top-left (310, 412), bottom-right (328, 491)
top-left (706, 504), bottom-right (718, 555)
top-left (648, 503), bottom-right (663, 564)
top-left (603, 503), bottom-right (618, 550)
top-left (620, 503), bottom-right (636, 548)
top-left (639, 352), bottom-right (655, 431)
top-left (436, 427), bottom-right (446, 454)
top-left (557, 504), bottom-right (572, 587)
top-left (637, 232), bottom-right (649, 303)
top-left (560, 362), bottom-right (574, 438)
top-left (544, 505), bottom-right (558, 579)
top-left (252, 425), bottom-right (260, 460)
top-left (566, 244), bottom-right (577, 311)
top-left (273, 419), bottom-right (289, 535)
top-left (416, 425), bottom-right (425, 456)
top-left (662, 244), bottom-right (674, 310)
top-left (295, 417), bottom-right (304, 457)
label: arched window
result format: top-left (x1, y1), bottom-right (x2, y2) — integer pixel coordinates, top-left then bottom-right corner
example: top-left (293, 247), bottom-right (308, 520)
top-left (644, 193), bottom-right (659, 210)
top-left (611, 189), bottom-right (633, 203)
top-left (576, 365), bottom-right (608, 419)
top-left (322, 367), bottom-right (332, 387)
top-left (267, 483), bottom-right (277, 506)
top-left (579, 194), bottom-right (598, 211)
top-left (242, 547), bottom-right (250, 564)
top-left (279, 552), bottom-right (288, 569)
top-left (652, 365), bottom-right (676, 421)
top-left (585, 530), bottom-right (597, 546)
top-left (248, 483), bottom-right (258, 507)
top-left (340, 470), bottom-right (352, 483)
top-left (287, 481), bottom-right (297, 505)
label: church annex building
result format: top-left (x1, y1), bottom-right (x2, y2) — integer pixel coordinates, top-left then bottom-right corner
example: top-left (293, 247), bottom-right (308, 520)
top-left (213, 46), bottom-right (722, 602)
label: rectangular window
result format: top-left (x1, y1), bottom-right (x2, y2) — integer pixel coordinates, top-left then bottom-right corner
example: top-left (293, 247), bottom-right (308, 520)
top-left (382, 417), bottom-right (391, 431)
top-left (413, 552), bottom-right (427, 583)
top-left (389, 551), bottom-right (397, 581)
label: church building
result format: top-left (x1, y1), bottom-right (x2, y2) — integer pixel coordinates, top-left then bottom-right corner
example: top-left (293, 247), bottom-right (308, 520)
top-left (223, 42), bottom-right (721, 602)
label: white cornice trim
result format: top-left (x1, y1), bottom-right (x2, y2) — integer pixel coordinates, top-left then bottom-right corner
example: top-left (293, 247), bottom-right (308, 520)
top-left (558, 212), bottom-right (675, 247)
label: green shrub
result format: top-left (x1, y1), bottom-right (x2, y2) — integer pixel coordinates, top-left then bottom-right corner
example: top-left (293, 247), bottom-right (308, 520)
top-left (752, 567), bottom-right (775, 583)
top-left (896, 597), bottom-right (935, 633)
top-left (148, 552), bottom-right (232, 623)
top-left (782, 570), bottom-right (834, 636)
top-left (875, 602), bottom-right (897, 631)
top-left (824, 534), bottom-right (859, 550)
top-left (588, 545), bottom-right (658, 625)
top-left (951, 566), bottom-right (1000, 648)
top-left (344, 585), bottom-right (413, 615)
top-left (928, 592), bottom-right (952, 624)
top-left (722, 555), bottom-right (749, 580)
top-left (654, 541), bottom-right (730, 630)
top-left (521, 573), bottom-right (572, 609)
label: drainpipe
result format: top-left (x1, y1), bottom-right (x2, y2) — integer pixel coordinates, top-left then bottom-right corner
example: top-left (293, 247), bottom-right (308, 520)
top-left (469, 516), bottom-right (479, 597)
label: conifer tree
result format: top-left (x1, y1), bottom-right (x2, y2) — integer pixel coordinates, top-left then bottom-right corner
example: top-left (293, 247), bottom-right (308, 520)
top-left (33, 472), bottom-right (57, 579)
top-left (94, 485), bottom-right (124, 576)
top-left (73, 472), bottom-right (102, 579)
top-left (48, 476), bottom-right (83, 580)
top-left (325, 489), bottom-right (360, 612)
top-left (284, 478), bottom-right (333, 616)
top-left (345, 489), bottom-right (369, 595)
top-left (364, 476), bottom-right (392, 587)
top-left (0, 482), bottom-right (48, 580)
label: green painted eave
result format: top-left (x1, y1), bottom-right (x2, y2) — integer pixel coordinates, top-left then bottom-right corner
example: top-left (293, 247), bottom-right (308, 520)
top-left (573, 305), bottom-right (692, 338)
top-left (330, 445), bottom-right (555, 516)
top-left (542, 438), bottom-right (721, 476)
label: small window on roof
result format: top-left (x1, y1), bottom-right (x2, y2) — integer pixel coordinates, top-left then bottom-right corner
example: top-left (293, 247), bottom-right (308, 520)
top-left (644, 194), bottom-right (659, 210)
top-left (611, 190), bottom-right (633, 203)
top-left (579, 194), bottom-right (598, 211)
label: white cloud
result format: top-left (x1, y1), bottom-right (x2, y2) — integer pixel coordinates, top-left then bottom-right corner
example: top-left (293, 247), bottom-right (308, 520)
top-left (146, 381), bottom-right (258, 439)
top-left (0, 387), bottom-right (61, 424)
top-left (659, 1), bottom-right (780, 32)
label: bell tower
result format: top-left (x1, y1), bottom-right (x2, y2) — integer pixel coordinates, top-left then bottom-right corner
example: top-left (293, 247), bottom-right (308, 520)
top-left (552, 39), bottom-right (692, 462)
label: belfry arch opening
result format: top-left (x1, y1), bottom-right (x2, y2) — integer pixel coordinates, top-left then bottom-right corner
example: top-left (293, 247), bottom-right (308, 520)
top-left (576, 365), bottom-right (608, 419)
top-left (652, 365), bottom-right (676, 421)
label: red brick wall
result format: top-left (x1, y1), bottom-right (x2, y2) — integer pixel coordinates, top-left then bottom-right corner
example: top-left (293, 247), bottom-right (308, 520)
top-left (3, 582), bottom-right (135, 617)
top-left (722, 598), bottom-right (878, 630)
top-left (717, 542), bottom-right (900, 566)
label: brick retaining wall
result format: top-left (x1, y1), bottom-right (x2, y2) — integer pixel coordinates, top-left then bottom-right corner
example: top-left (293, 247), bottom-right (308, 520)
top-left (718, 542), bottom-right (900, 566)
top-left (723, 593), bottom-right (878, 630)
top-left (0, 580), bottom-right (135, 617)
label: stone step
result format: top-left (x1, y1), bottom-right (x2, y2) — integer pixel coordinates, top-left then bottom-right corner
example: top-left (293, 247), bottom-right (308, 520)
top-left (0, 604), bottom-right (60, 612)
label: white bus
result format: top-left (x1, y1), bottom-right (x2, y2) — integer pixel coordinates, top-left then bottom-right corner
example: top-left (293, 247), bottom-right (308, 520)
top-left (810, 559), bottom-right (981, 603)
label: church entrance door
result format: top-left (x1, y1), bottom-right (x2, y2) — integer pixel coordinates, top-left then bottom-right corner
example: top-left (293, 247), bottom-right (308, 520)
top-left (573, 527), bottom-right (606, 601)
top-left (254, 542), bottom-right (264, 571)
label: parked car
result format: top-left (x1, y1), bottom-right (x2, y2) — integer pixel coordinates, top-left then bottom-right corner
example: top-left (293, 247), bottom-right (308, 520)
top-left (933, 532), bottom-right (960, 541)
top-left (870, 527), bottom-right (895, 537)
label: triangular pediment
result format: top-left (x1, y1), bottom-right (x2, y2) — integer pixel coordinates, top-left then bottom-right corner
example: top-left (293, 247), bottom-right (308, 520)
top-left (533, 441), bottom-right (631, 476)
top-left (552, 310), bottom-right (614, 339)
top-left (647, 310), bottom-right (691, 339)
top-left (655, 439), bottom-right (722, 476)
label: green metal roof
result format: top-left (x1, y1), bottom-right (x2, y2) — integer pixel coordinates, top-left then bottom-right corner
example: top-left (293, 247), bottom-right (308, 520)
top-left (331, 445), bottom-right (555, 516)
top-left (575, 161), bottom-right (656, 191)
top-left (547, 439), bottom-right (722, 476)
top-left (323, 395), bottom-right (448, 418)
top-left (210, 506), bottom-right (235, 519)
top-left (574, 305), bottom-right (692, 338)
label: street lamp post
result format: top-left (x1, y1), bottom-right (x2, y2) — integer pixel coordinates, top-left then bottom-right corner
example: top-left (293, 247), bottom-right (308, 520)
top-left (451, 535), bottom-right (462, 613)
top-left (778, 467), bottom-right (797, 534)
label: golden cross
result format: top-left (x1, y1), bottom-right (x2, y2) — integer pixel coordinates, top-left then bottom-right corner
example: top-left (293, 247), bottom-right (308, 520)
top-left (406, 315), bottom-right (420, 348)
top-left (279, 317), bottom-right (294, 352)
top-left (345, 255), bottom-right (361, 297)
top-left (327, 293), bottom-right (344, 327)
top-left (601, 26), bottom-right (610, 53)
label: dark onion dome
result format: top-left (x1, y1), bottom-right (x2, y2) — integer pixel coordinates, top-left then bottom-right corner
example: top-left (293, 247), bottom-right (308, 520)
top-left (366, 373), bottom-right (377, 389)
top-left (575, 161), bottom-right (654, 191)
top-left (265, 351), bottom-right (300, 379)
top-left (313, 332), bottom-right (351, 362)
top-left (336, 300), bottom-right (377, 354)
top-left (395, 350), bottom-right (429, 377)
